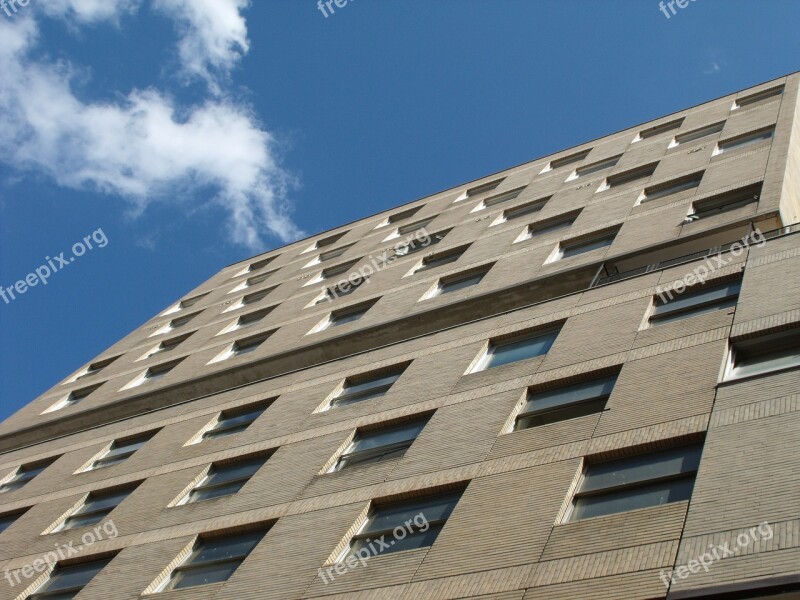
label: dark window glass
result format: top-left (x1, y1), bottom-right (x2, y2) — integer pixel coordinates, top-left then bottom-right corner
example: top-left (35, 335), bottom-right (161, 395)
top-left (439, 271), bottom-right (486, 295)
top-left (332, 369), bottom-right (405, 407)
top-left (651, 281), bottom-right (740, 326)
top-left (0, 510), bottom-right (26, 534)
top-left (335, 418), bottom-right (429, 471)
top-left (515, 375), bottom-right (617, 430)
top-left (62, 487), bottom-right (136, 531)
top-left (203, 406), bottom-right (266, 441)
top-left (560, 233), bottom-right (616, 259)
top-left (28, 557), bottom-right (112, 600)
top-left (571, 445), bottom-right (702, 521)
top-left (0, 458), bottom-right (56, 494)
top-left (92, 432), bottom-right (156, 470)
top-left (483, 330), bottom-right (559, 370)
top-left (187, 457), bottom-right (266, 503)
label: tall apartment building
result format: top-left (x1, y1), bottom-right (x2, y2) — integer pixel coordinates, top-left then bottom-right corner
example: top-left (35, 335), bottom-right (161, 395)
top-left (1, 74), bottom-right (799, 600)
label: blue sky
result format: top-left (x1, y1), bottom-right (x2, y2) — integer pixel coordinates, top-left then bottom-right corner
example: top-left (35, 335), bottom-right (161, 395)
top-left (0, 0), bottom-right (798, 421)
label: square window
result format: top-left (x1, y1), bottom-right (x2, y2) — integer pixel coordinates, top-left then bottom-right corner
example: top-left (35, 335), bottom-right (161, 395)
top-left (733, 86), bottom-right (783, 109)
top-left (344, 491), bottom-right (462, 560)
top-left (0, 457), bottom-right (57, 494)
top-left (435, 268), bottom-right (488, 297)
top-left (143, 333), bottom-right (191, 359)
top-left (714, 127), bottom-right (774, 156)
top-left (89, 431), bottom-right (158, 471)
top-left (633, 118), bottom-right (684, 142)
top-left (184, 456), bottom-right (268, 504)
top-left (27, 557), bottom-right (113, 599)
top-left (498, 197), bottom-right (549, 223)
top-left (517, 213), bottom-right (578, 242)
top-left (58, 485), bottom-right (138, 531)
top-left (686, 184), bottom-right (761, 222)
top-left (725, 329), bottom-right (800, 381)
top-left (314, 302), bottom-right (376, 332)
top-left (599, 162), bottom-right (658, 191)
top-left (394, 229), bottom-right (450, 256)
top-left (473, 187), bottom-right (526, 212)
top-left (73, 356), bottom-right (120, 381)
top-left (567, 155), bottom-right (621, 181)
top-left (569, 444), bottom-right (702, 521)
top-left (641, 172), bottom-right (703, 203)
top-left (541, 149), bottom-right (591, 173)
top-left (321, 259), bottom-right (361, 280)
top-left (397, 217), bottom-right (435, 237)
top-left (670, 121), bottom-right (725, 147)
top-left (202, 403), bottom-right (269, 441)
top-left (454, 178), bottom-right (505, 202)
top-left (160, 530), bottom-right (267, 591)
top-left (554, 230), bottom-right (617, 261)
top-left (414, 246), bottom-right (468, 274)
top-left (0, 509), bottom-right (28, 534)
top-left (473, 328), bottom-right (560, 372)
top-left (515, 374), bottom-right (617, 430)
top-left (333, 416), bottom-right (431, 471)
top-left (650, 280), bottom-right (741, 326)
top-left (331, 366), bottom-right (407, 408)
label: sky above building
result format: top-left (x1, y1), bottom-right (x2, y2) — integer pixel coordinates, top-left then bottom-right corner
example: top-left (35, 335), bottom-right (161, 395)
top-left (0, 0), bottom-right (798, 421)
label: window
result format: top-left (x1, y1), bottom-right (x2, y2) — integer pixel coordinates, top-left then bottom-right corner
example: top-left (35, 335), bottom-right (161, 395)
top-left (46, 384), bottom-right (101, 412)
top-left (456, 178), bottom-right (504, 201)
top-left (433, 268), bottom-right (488, 297)
top-left (498, 197), bottom-right (549, 223)
top-left (554, 230), bottom-right (617, 261)
top-left (231, 335), bottom-right (267, 357)
top-left (473, 187), bottom-right (525, 212)
top-left (144, 334), bottom-right (191, 359)
top-left (686, 184), bottom-right (761, 221)
top-left (27, 556), bottom-right (113, 600)
top-left (318, 244), bottom-right (352, 262)
top-left (567, 155), bottom-right (621, 180)
top-left (331, 366), bottom-right (407, 408)
top-left (315, 302), bottom-right (375, 332)
top-left (725, 329), bottom-right (800, 381)
top-left (0, 458), bottom-right (57, 494)
top-left (317, 278), bottom-right (366, 304)
top-left (321, 259), bottom-right (361, 280)
top-left (541, 149), bottom-right (591, 173)
top-left (202, 403), bottom-right (268, 441)
top-left (600, 162), bottom-right (658, 191)
top-left (394, 229), bottom-right (451, 256)
top-left (734, 86), bottom-right (783, 109)
top-left (89, 431), bottom-right (157, 470)
top-left (641, 172), bottom-right (703, 203)
top-left (333, 416), bottom-right (431, 471)
top-left (162, 293), bottom-right (209, 315)
top-left (473, 328), bottom-right (560, 372)
top-left (0, 509), bottom-right (28, 533)
top-left (137, 362), bottom-right (178, 386)
top-left (315, 231), bottom-right (349, 249)
top-left (670, 121), bottom-right (725, 147)
top-left (58, 485), bottom-right (137, 531)
top-left (569, 444), bottom-right (703, 521)
top-left (414, 246), bottom-right (467, 274)
top-left (152, 311), bottom-right (200, 336)
top-left (248, 256), bottom-right (277, 272)
top-left (345, 492), bottom-right (462, 559)
top-left (397, 217), bottom-right (435, 236)
top-left (184, 456), bottom-right (267, 504)
top-left (518, 213), bottom-right (578, 242)
top-left (650, 280), bottom-right (741, 326)
top-left (243, 272), bottom-right (273, 288)
top-left (379, 206), bottom-right (422, 227)
top-left (515, 375), bottom-right (617, 430)
top-left (714, 127), bottom-right (774, 155)
top-left (633, 118), bottom-right (684, 142)
top-left (74, 356), bottom-right (119, 381)
top-left (235, 309), bottom-right (270, 330)
top-left (159, 530), bottom-right (267, 591)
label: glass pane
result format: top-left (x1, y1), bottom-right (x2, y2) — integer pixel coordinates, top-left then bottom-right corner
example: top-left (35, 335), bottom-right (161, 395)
top-left (653, 281), bottom-right (741, 316)
top-left (675, 122), bottom-right (724, 144)
top-left (0, 513), bottom-right (20, 533)
top-left (440, 273), bottom-right (485, 294)
top-left (486, 331), bottom-right (557, 369)
top-left (721, 128), bottom-right (773, 151)
top-left (645, 176), bottom-right (702, 201)
top-left (530, 218), bottom-right (574, 237)
top-left (332, 309), bottom-right (367, 326)
top-left (171, 561), bottom-right (240, 590)
top-left (522, 376), bottom-right (617, 415)
top-left (63, 511), bottom-right (107, 530)
top-left (335, 372), bottom-right (402, 405)
top-left (363, 494), bottom-right (461, 534)
top-left (213, 409), bottom-right (263, 432)
top-left (189, 532), bottom-right (265, 565)
top-left (189, 482), bottom-right (244, 503)
top-left (36, 559), bottom-right (111, 593)
top-left (561, 235), bottom-right (614, 259)
top-left (581, 445), bottom-right (702, 493)
top-left (516, 397), bottom-right (607, 429)
top-left (651, 297), bottom-right (737, 326)
top-left (350, 421), bottom-right (427, 454)
top-left (398, 219), bottom-right (433, 235)
top-left (576, 156), bottom-right (619, 176)
top-left (338, 446), bottom-right (409, 469)
top-left (505, 202), bottom-right (543, 220)
top-left (573, 477), bottom-right (695, 520)
top-left (78, 489), bottom-right (132, 515)
top-left (350, 525), bottom-right (443, 558)
top-left (202, 458), bottom-right (265, 487)
top-left (734, 346), bottom-right (800, 379)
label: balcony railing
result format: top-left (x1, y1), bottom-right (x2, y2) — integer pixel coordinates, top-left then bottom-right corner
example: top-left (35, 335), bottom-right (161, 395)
top-left (590, 223), bottom-right (800, 288)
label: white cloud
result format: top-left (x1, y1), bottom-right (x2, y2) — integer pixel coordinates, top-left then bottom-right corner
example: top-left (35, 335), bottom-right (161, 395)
top-left (38, 0), bottom-right (141, 24)
top-left (0, 6), bottom-right (302, 249)
top-left (152, 0), bottom-right (250, 90)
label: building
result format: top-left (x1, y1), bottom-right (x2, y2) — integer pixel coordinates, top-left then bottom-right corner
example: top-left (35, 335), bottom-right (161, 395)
top-left (1, 73), bottom-right (799, 600)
